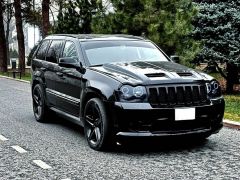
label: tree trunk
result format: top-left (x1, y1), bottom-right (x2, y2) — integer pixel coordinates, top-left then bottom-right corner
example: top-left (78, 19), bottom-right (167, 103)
top-left (6, 1), bottom-right (13, 66)
top-left (58, 0), bottom-right (63, 18)
top-left (226, 62), bottom-right (238, 94)
top-left (6, 12), bottom-right (11, 66)
top-left (0, 1), bottom-right (8, 72)
top-left (6, 36), bottom-right (10, 66)
top-left (14, 0), bottom-right (25, 74)
top-left (42, 0), bottom-right (50, 38)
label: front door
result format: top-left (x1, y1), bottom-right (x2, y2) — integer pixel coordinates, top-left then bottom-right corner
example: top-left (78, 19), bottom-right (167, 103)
top-left (54, 41), bottom-right (83, 116)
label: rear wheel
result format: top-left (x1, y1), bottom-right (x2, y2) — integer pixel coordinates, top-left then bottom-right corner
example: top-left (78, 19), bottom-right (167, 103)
top-left (84, 98), bottom-right (112, 151)
top-left (32, 84), bottom-right (53, 122)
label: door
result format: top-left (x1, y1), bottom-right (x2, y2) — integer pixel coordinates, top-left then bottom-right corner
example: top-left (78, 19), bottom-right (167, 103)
top-left (44, 39), bottom-right (64, 107)
top-left (54, 40), bottom-right (83, 116)
top-left (33, 40), bottom-right (57, 105)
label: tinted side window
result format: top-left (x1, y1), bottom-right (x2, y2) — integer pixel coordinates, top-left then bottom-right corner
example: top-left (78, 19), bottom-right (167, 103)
top-left (63, 41), bottom-right (78, 61)
top-left (46, 40), bottom-right (63, 63)
top-left (35, 40), bottom-right (50, 60)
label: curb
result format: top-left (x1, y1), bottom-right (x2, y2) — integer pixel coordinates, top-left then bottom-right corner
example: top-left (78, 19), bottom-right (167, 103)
top-left (223, 120), bottom-right (240, 130)
top-left (0, 75), bottom-right (239, 130)
top-left (0, 75), bottom-right (30, 84)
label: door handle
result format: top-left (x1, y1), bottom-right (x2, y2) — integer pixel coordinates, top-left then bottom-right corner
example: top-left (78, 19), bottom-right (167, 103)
top-left (56, 72), bottom-right (63, 77)
top-left (40, 67), bottom-right (46, 72)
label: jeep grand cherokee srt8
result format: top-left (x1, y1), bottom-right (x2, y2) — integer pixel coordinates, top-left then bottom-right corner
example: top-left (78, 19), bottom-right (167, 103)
top-left (31, 34), bottom-right (224, 150)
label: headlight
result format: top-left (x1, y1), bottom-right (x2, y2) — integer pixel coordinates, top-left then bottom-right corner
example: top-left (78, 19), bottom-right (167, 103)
top-left (119, 85), bottom-right (147, 101)
top-left (206, 80), bottom-right (221, 97)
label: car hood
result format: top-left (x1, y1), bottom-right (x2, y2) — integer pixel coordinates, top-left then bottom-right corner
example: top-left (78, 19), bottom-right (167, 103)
top-left (89, 61), bottom-right (214, 85)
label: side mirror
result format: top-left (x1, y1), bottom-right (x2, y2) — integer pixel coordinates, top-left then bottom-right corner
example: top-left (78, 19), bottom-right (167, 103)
top-left (170, 55), bottom-right (180, 64)
top-left (59, 57), bottom-right (86, 73)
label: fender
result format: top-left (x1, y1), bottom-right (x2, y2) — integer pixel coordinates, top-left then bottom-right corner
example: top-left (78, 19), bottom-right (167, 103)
top-left (32, 75), bottom-right (45, 90)
top-left (31, 72), bottom-right (48, 105)
top-left (79, 78), bottom-right (120, 118)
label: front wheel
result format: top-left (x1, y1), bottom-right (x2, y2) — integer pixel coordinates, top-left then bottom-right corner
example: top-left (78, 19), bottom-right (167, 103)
top-left (84, 98), bottom-right (112, 151)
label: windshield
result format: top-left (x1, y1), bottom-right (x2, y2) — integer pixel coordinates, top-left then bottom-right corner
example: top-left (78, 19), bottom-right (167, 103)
top-left (82, 40), bottom-right (169, 66)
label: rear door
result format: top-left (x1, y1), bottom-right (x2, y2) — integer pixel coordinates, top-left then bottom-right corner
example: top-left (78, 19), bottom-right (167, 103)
top-left (32, 40), bottom-right (57, 105)
top-left (44, 39), bottom-right (64, 107)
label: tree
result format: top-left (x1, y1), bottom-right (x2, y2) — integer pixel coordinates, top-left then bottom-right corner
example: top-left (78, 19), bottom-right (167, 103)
top-left (53, 0), bottom-right (103, 34)
top-left (92, 0), bottom-right (201, 66)
top-left (22, 0), bottom-right (42, 33)
top-left (14, 0), bottom-right (25, 73)
top-left (42, 0), bottom-right (50, 38)
top-left (193, 0), bottom-right (240, 93)
top-left (92, 0), bottom-right (144, 34)
top-left (57, 0), bottom-right (63, 24)
top-left (0, 0), bottom-right (8, 72)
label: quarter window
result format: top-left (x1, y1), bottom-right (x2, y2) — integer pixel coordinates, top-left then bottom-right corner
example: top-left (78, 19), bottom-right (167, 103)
top-left (46, 40), bottom-right (63, 63)
top-left (35, 40), bottom-right (50, 60)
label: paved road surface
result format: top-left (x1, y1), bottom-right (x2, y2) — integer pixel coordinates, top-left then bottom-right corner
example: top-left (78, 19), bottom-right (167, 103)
top-left (0, 77), bottom-right (240, 180)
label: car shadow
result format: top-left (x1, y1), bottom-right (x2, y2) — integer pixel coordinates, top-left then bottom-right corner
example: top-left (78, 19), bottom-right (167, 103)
top-left (112, 137), bottom-right (210, 154)
top-left (44, 115), bottom-right (212, 154)
top-left (45, 114), bottom-right (85, 136)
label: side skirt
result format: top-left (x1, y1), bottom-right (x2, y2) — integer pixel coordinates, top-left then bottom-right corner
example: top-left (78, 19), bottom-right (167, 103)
top-left (50, 107), bottom-right (84, 127)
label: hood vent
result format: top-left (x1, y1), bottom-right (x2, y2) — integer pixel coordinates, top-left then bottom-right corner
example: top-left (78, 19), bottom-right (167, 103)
top-left (177, 72), bottom-right (193, 77)
top-left (145, 73), bottom-right (166, 78)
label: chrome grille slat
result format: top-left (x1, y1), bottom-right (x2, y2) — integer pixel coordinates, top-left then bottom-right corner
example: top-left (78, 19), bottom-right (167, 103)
top-left (158, 87), bottom-right (167, 105)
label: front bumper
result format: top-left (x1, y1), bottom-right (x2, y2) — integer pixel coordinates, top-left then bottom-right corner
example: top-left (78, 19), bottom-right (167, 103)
top-left (109, 97), bottom-right (224, 138)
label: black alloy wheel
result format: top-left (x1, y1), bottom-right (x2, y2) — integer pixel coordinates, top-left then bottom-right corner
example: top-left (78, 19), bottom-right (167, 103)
top-left (32, 84), bottom-right (51, 122)
top-left (84, 98), bottom-right (111, 150)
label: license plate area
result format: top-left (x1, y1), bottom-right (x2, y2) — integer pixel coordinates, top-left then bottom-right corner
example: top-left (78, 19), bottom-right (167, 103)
top-left (175, 108), bottom-right (195, 121)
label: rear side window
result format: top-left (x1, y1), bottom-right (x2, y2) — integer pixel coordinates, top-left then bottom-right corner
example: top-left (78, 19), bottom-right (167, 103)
top-left (35, 40), bottom-right (50, 60)
top-left (46, 40), bottom-right (63, 63)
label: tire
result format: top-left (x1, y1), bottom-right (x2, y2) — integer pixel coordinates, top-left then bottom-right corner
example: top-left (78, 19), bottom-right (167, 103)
top-left (32, 84), bottom-right (53, 122)
top-left (83, 98), bottom-right (112, 151)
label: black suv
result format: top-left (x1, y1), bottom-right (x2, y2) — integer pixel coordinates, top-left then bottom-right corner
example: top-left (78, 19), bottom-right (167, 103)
top-left (31, 34), bottom-right (224, 150)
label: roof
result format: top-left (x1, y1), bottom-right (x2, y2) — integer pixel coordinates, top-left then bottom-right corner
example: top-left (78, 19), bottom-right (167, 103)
top-left (45, 34), bottom-right (147, 41)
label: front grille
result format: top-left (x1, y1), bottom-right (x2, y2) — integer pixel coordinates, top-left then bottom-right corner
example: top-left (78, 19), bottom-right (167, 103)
top-left (148, 84), bottom-right (209, 107)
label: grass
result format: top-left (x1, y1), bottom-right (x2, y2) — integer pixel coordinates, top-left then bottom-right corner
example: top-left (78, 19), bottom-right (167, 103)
top-left (209, 73), bottom-right (240, 122)
top-left (20, 72), bottom-right (31, 81)
top-left (224, 95), bottom-right (240, 122)
top-left (0, 71), bottom-right (31, 82)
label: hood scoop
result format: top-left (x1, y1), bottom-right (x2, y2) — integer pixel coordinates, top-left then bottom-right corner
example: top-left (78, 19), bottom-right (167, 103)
top-left (145, 73), bottom-right (166, 78)
top-left (177, 72), bottom-right (193, 77)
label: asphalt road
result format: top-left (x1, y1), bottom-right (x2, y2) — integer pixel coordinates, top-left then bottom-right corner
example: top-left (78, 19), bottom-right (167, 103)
top-left (0, 77), bottom-right (240, 180)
